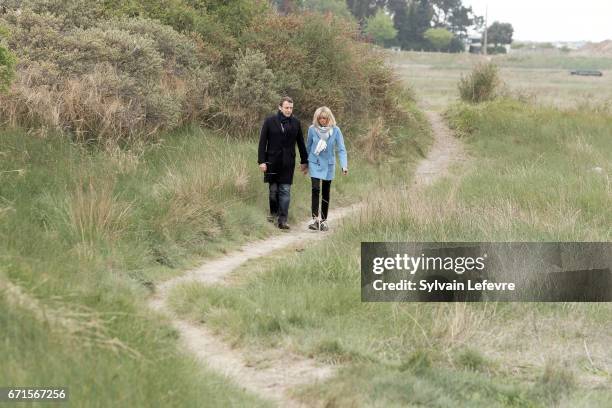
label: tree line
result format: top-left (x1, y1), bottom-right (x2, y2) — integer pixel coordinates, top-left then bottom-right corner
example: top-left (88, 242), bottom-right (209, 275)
top-left (274, 0), bottom-right (513, 53)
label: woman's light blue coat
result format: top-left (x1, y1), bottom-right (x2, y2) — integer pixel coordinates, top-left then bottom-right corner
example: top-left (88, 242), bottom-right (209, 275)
top-left (306, 125), bottom-right (348, 181)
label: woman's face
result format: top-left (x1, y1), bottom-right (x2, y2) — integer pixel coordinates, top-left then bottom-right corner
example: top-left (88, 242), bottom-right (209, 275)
top-left (318, 115), bottom-right (329, 127)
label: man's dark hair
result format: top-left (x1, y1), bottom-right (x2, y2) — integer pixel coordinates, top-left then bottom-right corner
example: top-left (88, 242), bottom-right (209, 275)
top-left (279, 96), bottom-right (293, 106)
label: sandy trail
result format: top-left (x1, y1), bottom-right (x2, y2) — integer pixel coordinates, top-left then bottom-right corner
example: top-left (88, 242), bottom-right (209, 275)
top-left (147, 109), bottom-right (464, 406)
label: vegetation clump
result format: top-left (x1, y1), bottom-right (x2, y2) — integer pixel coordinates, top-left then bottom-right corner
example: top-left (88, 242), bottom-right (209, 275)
top-left (0, 1), bottom-right (409, 141)
top-left (458, 62), bottom-right (500, 103)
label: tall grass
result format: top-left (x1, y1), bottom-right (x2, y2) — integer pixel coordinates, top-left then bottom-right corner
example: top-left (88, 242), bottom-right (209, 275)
top-left (0, 92), bottom-right (429, 405)
top-left (458, 63), bottom-right (500, 103)
top-left (0, 125), bottom-right (295, 406)
top-left (169, 99), bottom-right (612, 406)
top-left (355, 116), bottom-right (393, 163)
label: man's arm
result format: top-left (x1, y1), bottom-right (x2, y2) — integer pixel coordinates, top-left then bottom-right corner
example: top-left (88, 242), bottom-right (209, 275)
top-left (258, 118), bottom-right (268, 166)
top-left (296, 122), bottom-right (308, 164)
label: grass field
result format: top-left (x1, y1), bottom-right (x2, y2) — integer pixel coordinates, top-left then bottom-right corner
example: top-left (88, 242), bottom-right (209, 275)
top-left (389, 50), bottom-right (612, 110)
top-left (3, 48), bottom-right (610, 407)
top-left (168, 53), bottom-right (612, 406)
top-left (0, 95), bottom-right (429, 406)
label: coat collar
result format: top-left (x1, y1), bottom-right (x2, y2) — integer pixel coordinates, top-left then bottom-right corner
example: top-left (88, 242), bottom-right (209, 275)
top-left (274, 114), bottom-right (293, 134)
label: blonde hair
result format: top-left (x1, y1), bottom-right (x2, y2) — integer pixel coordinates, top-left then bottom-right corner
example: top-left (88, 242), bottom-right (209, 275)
top-left (312, 106), bottom-right (337, 127)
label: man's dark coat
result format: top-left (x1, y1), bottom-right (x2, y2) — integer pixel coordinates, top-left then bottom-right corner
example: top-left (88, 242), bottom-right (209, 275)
top-left (258, 113), bottom-right (308, 184)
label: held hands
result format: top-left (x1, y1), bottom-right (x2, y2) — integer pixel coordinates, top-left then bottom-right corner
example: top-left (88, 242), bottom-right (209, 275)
top-left (260, 163), bottom-right (308, 175)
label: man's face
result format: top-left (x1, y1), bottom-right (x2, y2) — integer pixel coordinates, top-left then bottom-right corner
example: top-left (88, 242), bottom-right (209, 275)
top-left (279, 102), bottom-right (293, 117)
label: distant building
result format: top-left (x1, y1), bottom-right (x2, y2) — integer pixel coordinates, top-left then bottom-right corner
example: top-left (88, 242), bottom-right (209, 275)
top-left (553, 41), bottom-right (586, 50)
top-left (466, 35), bottom-right (482, 54)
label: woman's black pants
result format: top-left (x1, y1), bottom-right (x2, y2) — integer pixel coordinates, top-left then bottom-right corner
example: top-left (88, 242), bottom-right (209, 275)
top-left (311, 177), bottom-right (332, 220)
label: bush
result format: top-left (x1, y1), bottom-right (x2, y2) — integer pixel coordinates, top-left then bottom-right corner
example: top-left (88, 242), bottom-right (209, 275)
top-left (0, 3), bottom-right (408, 142)
top-left (2, 9), bottom-right (67, 63)
top-left (458, 62), bottom-right (500, 103)
top-left (244, 13), bottom-right (404, 129)
top-left (99, 0), bottom-right (238, 65)
top-left (1, 62), bottom-right (160, 141)
top-left (97, 17), bottom-right (200, 75)
top-left (424, 28), bottom-right (453, 51)
top-left (0, 25), bottom-right (17, 92)
top-left (181, 67), bottom-right (215, 123)
top-left (487, 45), bottom-right (507, 54)
top-left (0, 9), bottom-right (216, 140)
top-left (245, 14), bottom-right (352, 117)
top-left (448, 36), bottom-right (465, 53)
top-left (214, 48), bottom-right (278, 135)
top-left (3, 0), bottom-right (103, 29)
top-left (66, 27), bottom-right (164, 82)
top-left (301, 0), bottom-right (353, 20)
top-left (202, 0), bottom-right (270, 36)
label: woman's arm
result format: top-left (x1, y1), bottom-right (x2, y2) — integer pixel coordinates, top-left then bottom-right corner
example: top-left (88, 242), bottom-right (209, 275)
top-left (335, 127), bottom-right (348, 171)
top-left (306, 126), bottom-right (314, 155)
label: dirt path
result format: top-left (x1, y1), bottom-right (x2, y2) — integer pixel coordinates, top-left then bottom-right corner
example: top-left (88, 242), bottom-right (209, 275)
top-left (147, 110), bottom-right (465, 407)
top-left (414, 110), bottom-right (466, 186)
top-left (148, 206), bottom-right (359, 407)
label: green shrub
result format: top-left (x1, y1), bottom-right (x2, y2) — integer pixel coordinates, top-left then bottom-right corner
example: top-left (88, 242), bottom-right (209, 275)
top-left (448, 36), bottom-right (465, 53)
top-left (215, 48), bottom-right (279, 135)
top-left (486, 45), bottom-right (507, 54)
top-left (244, 13), bottom-right (404, 128)
top-left (301, 0), bottom-right (353, 20)
top-left (99, 0), bottom-right (237, 65)
top-left (182, 67), bottom-right (216, 123)
top-left (2, 9), bottom-right (67, 63)
top-left (1, 2), bottom-right (408, 141)
top-left (0, 25), bottom-right (16, 92)
top-left (203, 0), bottom-right (270, 36)
top-left (66, 27), bottom-right (163, 82)
top-left (3, 0), bottom-right (103, 28)
top-left (456, 348), bottom-right (489, 371)
top-left (0, 9), bottom-right (218, 140)
top-left (445, 102), bottom-right (483, 137)
top-left (98, 17), bottom-right (200, 74)
top-left (458, 62), bottom-right (500, 103)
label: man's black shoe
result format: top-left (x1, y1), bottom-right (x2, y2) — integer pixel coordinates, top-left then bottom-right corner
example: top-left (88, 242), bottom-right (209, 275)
top-left (278, 223), bottom-right (290, 230)
top-left (267, 214), bottom-right (278, 223)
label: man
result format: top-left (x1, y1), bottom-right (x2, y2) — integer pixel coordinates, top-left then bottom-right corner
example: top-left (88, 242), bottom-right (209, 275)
top-left (258, 96), bottom-right (308, 230)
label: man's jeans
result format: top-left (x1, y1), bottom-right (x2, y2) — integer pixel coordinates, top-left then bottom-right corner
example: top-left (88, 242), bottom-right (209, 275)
top-left (269, 183), bottom-right (291, 224)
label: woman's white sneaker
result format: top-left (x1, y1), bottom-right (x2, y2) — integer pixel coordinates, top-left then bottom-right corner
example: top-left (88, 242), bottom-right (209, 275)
top-left (308, 218), bottom-right (320, 230)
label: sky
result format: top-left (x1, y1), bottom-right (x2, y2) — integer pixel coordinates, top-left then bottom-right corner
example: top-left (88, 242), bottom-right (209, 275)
top-left (462, 0), bottom-right (612, 42)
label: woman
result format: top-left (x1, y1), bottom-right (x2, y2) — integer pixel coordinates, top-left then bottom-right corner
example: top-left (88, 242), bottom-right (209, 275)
top-left (306, 106), bottom-right (348, 231)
